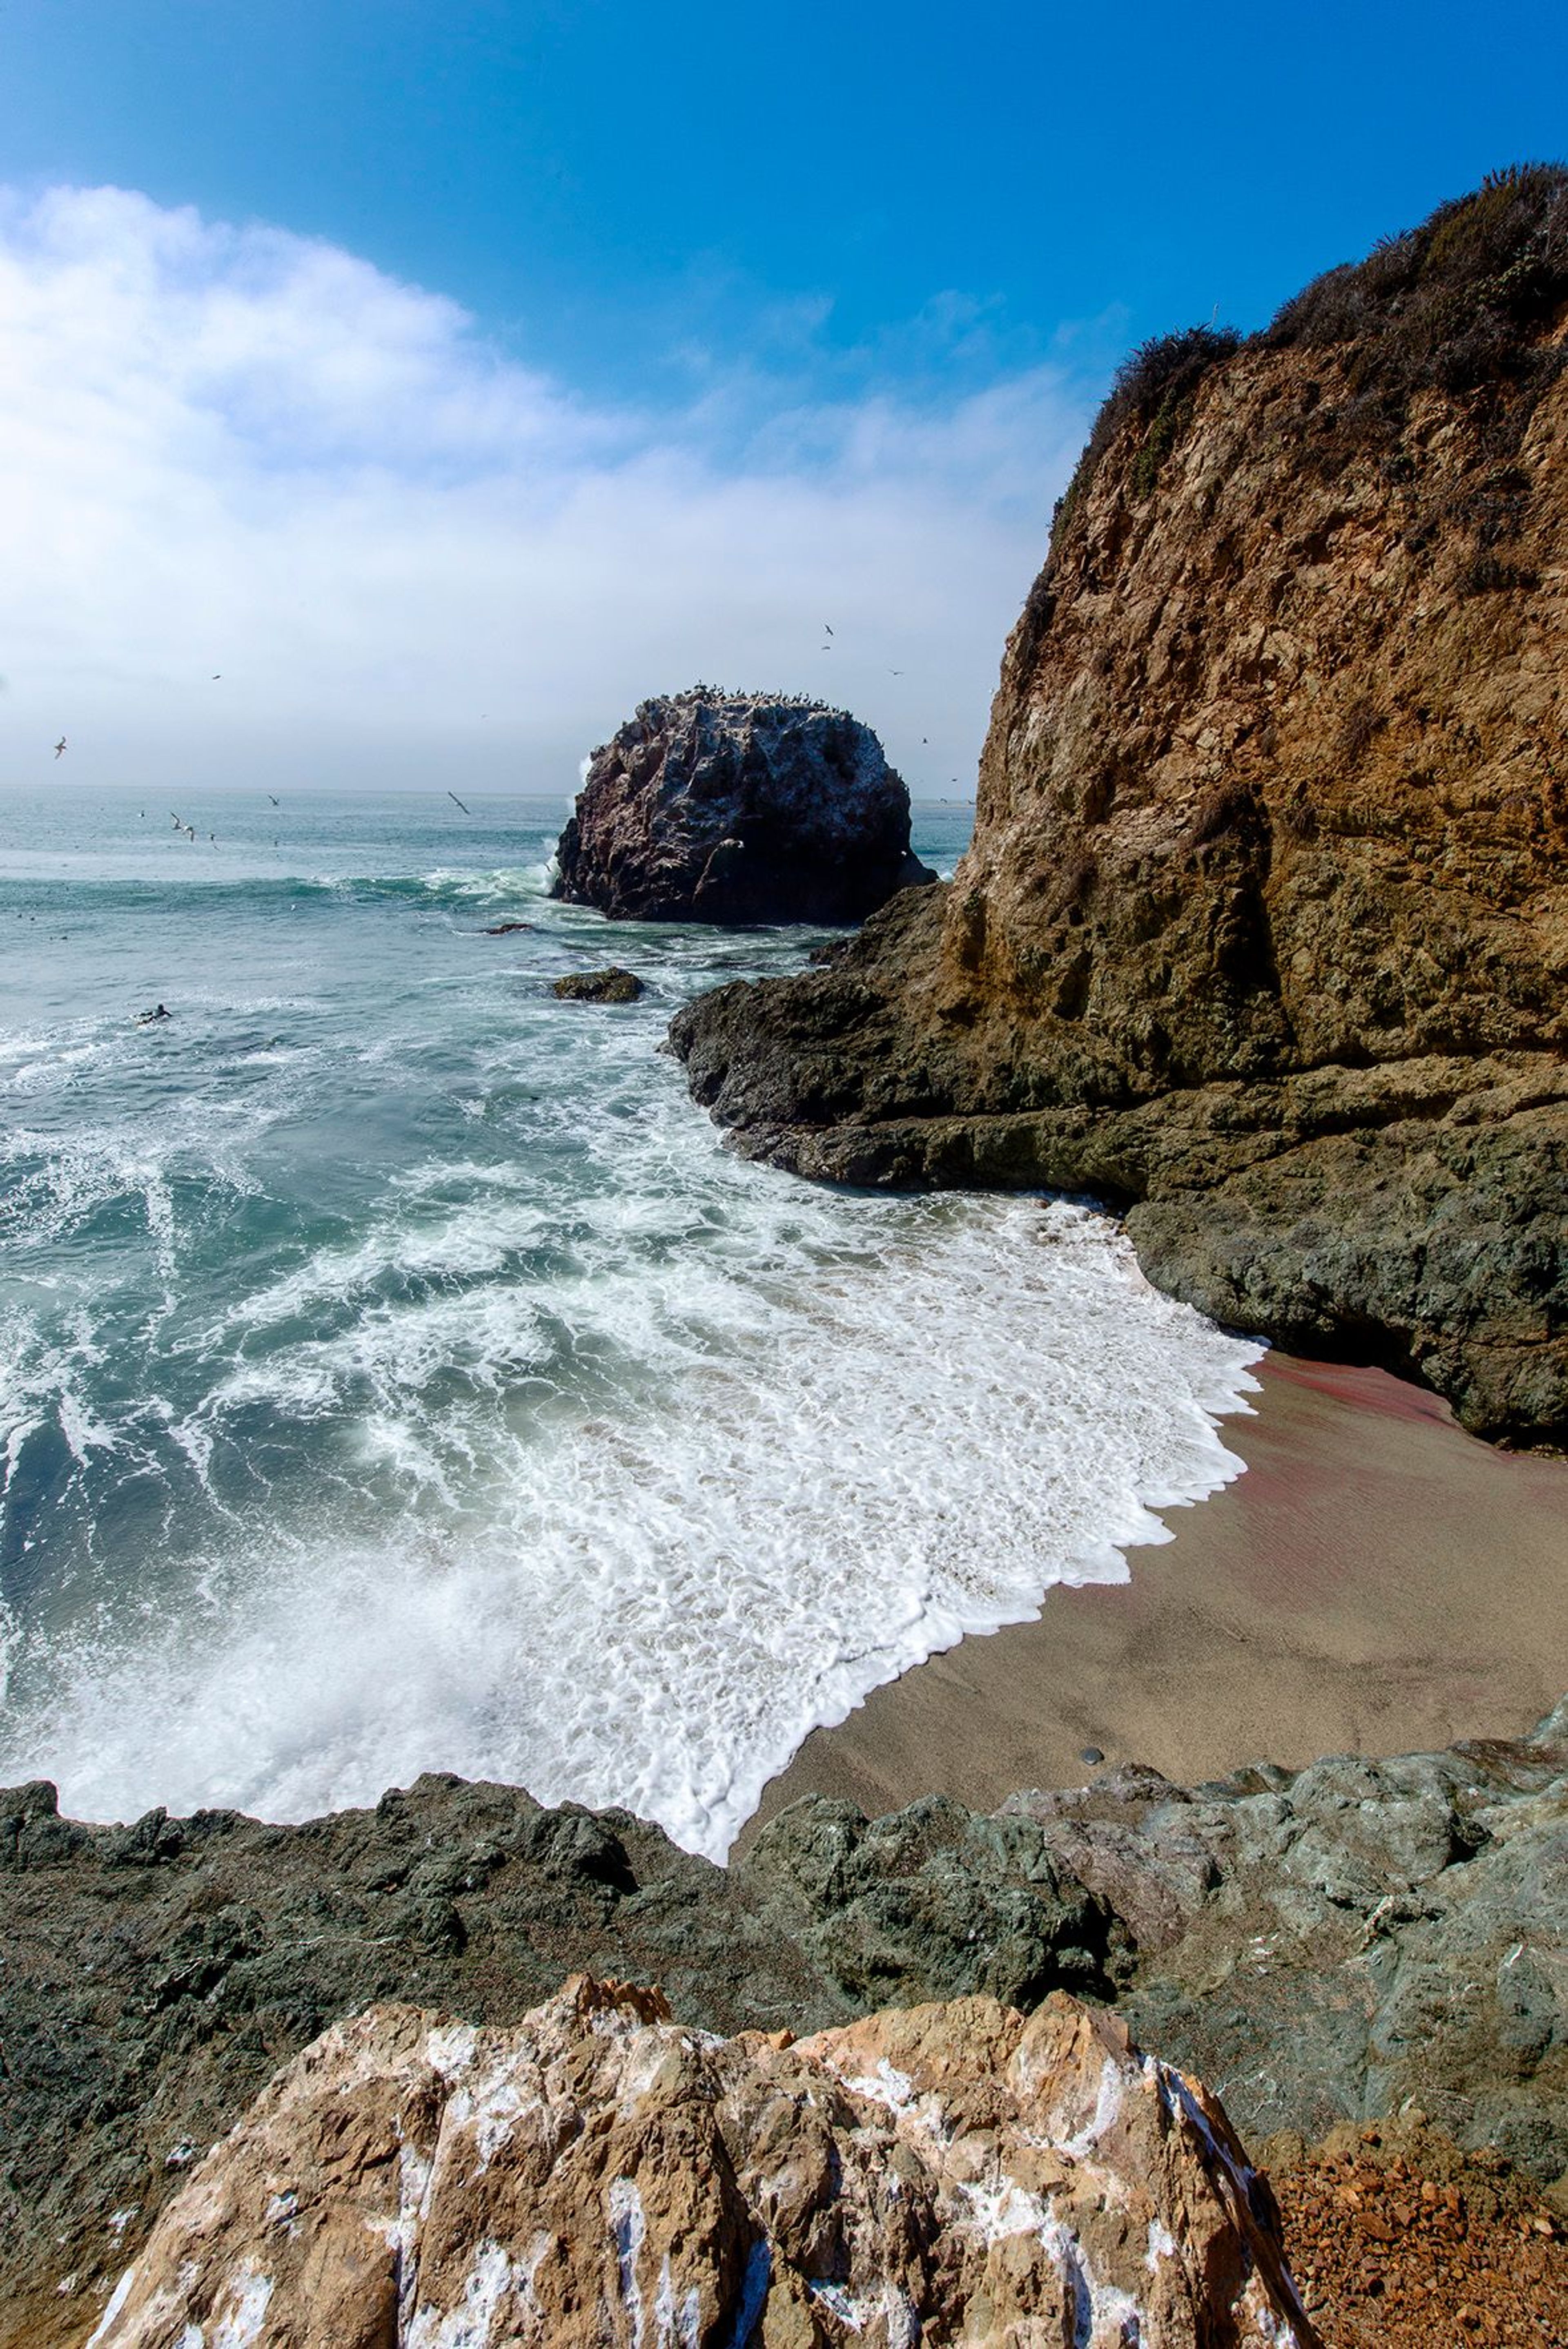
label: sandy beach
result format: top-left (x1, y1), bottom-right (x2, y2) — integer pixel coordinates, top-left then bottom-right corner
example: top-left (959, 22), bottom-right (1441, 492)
top-left (736, 1352), bottom-right (1568, 1852)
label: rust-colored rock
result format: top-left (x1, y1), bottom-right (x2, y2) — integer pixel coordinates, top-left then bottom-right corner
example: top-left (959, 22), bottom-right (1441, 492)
top-left (81, 1975), bottom-right (1314, 2347)
top-left (672, 171), bottom-right (1568, 1444)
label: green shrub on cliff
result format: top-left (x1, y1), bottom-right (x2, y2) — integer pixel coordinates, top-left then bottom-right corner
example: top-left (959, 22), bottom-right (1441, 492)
top-left (1052, 163), bottom-right (1568, 543)
top-left (1054, 323), bottom-right (1241, 538)
top-left (1270, 163), bottom-right (1568, 365)
top-left (1267, 163), bottom-right (1568, 459)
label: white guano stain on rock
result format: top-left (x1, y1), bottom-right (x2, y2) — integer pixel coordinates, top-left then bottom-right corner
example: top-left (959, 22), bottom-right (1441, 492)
top-left (209, 2266), bottom-right (273, 2348)
top-left (653, 2248), bottom-right (702, 2347)
top-left (1147, 2217), bottom-right (1180, 2269)
top-left (407, 2238), bottom-right (516, 2349)
top-left (423, 2021), bottom-right (478, 2079)
top-left (608, 2174), bottom-right (647, 2348)
top-left (84, 2265), bottom-right (136, 2347)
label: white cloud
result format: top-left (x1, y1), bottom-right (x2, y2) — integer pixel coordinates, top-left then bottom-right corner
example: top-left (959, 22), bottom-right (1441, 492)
top-left (0, 185), bottom-right (1095, 797)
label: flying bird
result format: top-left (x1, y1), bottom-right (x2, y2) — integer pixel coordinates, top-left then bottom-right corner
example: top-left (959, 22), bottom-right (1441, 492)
top-left (212, 674), bottom-right (221, 681)
top-left (824, 624), bottom-right (833, 636)
top-left (888, 669), bottom-right (904, 676)
top-left (53, 736), bottom-right (67, 758)
top-left (268, 795), bottom-right (279, 806)
top-left (448, 790), bottom-right (472, 815)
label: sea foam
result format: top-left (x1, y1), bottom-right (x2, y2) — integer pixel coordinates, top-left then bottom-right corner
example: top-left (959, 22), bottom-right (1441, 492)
top-left (3, 1182), bottom-right (1258, 1861)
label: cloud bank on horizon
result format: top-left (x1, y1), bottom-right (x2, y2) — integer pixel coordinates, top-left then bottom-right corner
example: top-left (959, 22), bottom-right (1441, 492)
top-left (0, 185), bottom-right (1098, 799)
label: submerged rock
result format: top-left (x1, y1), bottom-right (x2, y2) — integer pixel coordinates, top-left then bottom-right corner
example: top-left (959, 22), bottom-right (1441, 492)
top-left (81, 1975), bottom-right (1313, 2349)
top-left (670, 173), bottom-right (1568, 1444)
top-left (552, 965), bottom-right (645, 1002)
top-left (552, 687), bottom-right (936, 924)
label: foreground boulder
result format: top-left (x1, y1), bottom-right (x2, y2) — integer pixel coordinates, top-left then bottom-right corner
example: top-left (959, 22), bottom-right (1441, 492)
top-left (671, 171), bottom-right (1568, 1443)
top-left (553, 687), bottom-right (935, 923)
top-left (82, 1975), bottom-right (1314, 2348)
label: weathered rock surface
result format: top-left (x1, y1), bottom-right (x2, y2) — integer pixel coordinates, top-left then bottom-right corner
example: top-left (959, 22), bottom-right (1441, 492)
top-left (4, 1705), bottom-right (1566, 2334)
top-left (552, 965), bottom-right (645, 1001)
top-left (1002, 1696), bottom-right (1568, 2187)
top-left (553, 688), bottom-right (936, 924)
top-left (80, 1975), bottom-right (1314, 2349)
top-left (0, 1771), bottom-right (1115, 2342)
top-left (671, 172), bottom-right (1568, 1443)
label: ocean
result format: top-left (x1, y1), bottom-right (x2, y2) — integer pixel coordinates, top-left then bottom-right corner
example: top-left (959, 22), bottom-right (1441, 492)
top-left (0, 786), bottom-right (1261, 1860)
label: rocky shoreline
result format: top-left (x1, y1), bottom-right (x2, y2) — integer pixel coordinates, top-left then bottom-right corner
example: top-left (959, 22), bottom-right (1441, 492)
top-left (671, 173), bottom-right (1568, 1447)
top-left (4, 1700), bottom-right (1564, 2338)
top-left (11, 173), bottom-right (1568, 2345)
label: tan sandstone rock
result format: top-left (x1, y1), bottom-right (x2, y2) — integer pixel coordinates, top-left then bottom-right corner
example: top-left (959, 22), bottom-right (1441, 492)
top-left (81, 1974), bottom-right (1314, 2347)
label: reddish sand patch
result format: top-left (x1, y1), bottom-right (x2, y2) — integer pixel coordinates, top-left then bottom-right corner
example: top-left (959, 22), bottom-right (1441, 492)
top-left (739, 1350), bottom-right (1568, 1847)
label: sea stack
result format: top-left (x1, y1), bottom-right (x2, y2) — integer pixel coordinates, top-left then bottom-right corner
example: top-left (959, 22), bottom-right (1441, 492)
top-left (552, 686), bottom-right (935, 923)
top-left (672, 169), bottom-right (1568, 1444)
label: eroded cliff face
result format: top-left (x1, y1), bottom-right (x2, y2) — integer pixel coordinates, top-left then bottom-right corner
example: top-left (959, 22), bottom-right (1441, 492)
top-left (672, 173), bottom-right (1568, 1442)
top-left (77, 1975), bottom-right (1313, 2349)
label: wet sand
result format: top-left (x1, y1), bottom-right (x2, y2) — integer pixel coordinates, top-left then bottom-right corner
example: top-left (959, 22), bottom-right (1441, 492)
top-left (735, 1353), bottom-right (1568, 1854)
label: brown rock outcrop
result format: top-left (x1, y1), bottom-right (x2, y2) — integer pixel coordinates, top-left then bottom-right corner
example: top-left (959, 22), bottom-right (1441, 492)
top-left (671, 170), bottom-right (1568, 1443)
top-left (80, 1975), bottom-right (1314, 2348)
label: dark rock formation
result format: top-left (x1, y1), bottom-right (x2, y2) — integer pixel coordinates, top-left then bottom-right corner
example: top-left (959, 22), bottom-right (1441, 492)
top-left (4, 1700), bottom-right (1564, 2336)
top-left (552, 965), bottom-right (644, 1001)
top-left (1003, 1697), bottom-right (1568, 2186)
top-left (552, 687), bottom-right (936, 924)
top-left (670, 172), bottom-right (1568, 1444)
top-left (74, 1980), bottom-right (1312, 2349)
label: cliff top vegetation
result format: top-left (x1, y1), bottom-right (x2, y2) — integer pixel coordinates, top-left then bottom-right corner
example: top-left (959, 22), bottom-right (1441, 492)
top-left (1056, 163), bottom-right (1568, 535)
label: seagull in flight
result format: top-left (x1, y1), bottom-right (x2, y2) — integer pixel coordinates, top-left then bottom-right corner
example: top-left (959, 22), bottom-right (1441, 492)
top-left (824, 623), bottom-right (833, 636)
top-left (268, 794), bottom-right (279, 807)
top-left (448, 790), bottom-right (472, 815)
top-left (53, 736), bottom-right (67, 758)
top-left (212, 674), bottom-right (221, 681)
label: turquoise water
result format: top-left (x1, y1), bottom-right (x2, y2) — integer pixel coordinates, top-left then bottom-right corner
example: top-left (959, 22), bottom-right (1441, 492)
top-left (0, 786), bottom-right (1260, 1856)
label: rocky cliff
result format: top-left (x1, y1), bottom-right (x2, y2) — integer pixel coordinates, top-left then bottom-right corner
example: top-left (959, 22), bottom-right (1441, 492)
top-left (671, 169), bottom-right (1568, 1444)
top-left (553, 688), bottom-right (934, 923)
top-left (5, 1701), bottom-right (1564, 2340)
top-left (75, 1977), bottom-right (1312, 2349)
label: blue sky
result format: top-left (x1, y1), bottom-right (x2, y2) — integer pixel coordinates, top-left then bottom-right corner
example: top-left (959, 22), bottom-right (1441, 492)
top-left (2, 1), bottom-right (1564, 792)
